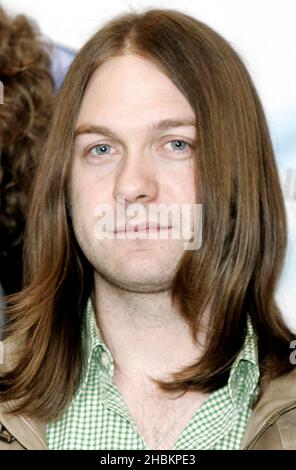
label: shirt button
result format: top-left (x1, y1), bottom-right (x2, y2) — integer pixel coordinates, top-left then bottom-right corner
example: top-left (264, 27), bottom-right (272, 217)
top-left (100, 351), bottom-right (110, 369)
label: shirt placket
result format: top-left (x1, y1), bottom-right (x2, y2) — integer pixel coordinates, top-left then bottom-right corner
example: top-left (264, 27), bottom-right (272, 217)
top-left (98, 349), bottom-right (148, 449)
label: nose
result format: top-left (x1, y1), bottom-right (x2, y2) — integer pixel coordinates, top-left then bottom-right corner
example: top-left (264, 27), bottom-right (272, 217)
top-left (113, 150), bottom-right (158, 205)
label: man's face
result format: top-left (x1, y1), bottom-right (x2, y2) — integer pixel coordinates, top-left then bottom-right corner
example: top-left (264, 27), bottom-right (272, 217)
top-left (70, 53), bottom-right (197, 293)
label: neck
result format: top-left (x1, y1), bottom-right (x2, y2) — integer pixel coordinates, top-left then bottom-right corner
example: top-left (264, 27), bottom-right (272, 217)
top-left (92, 272), bottom-right (208, 386)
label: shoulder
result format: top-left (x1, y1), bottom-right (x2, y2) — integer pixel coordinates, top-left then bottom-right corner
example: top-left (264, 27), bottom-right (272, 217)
top-left (0, 421), bottom-right (26, 450)
top-left (241, 368), bottom-right (296, 449)
top-left (249, 408), bottom-right (296, 450)
top-left (0, 336), bottom-right (48, 450)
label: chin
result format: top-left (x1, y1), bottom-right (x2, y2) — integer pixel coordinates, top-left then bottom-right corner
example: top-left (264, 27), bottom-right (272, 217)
top-left (109, 276), bottom-right (172, 293)
top-left (96, 262), bottom-right (174, 293)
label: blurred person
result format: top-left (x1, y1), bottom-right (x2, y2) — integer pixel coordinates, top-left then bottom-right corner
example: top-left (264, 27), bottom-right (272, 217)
top-left (0, 6), bottom-right (55, 300)
top-left (0, 9), bottom-right (295, 450)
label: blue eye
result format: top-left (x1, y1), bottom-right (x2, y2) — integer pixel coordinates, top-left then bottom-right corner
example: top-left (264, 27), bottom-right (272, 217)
top-left (169, 140), bottom-right (189, 151)
top-left (90, 144), bottom-right (112, 156)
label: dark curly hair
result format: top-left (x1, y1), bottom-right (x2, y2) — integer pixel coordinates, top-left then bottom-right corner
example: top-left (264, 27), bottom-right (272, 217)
top-left (0, 6), bottom-right (55, 294)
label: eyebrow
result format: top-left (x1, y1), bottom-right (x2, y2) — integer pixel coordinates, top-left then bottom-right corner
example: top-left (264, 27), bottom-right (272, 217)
top-left (74, 118), bottom-right (196, 140)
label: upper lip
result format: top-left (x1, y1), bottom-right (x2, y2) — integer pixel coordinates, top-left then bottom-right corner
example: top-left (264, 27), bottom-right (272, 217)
top-left (115, 222), bottom-right (172, 232)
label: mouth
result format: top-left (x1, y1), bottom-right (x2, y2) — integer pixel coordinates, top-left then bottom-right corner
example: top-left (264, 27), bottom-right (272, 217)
top-left (115, 223), bottom-right (173, 234)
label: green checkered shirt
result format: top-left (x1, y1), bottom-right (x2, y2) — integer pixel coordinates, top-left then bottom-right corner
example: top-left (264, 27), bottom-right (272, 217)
top-left (46, 297), bottom-right (259, 450)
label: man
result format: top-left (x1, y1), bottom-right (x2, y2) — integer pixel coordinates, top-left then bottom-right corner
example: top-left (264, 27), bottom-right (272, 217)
top-left (0, 9), bottom-right (296, 450)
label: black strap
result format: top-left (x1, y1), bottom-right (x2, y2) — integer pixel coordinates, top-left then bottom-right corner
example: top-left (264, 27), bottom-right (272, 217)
top-left (0, 422), bottom-right (16, 443)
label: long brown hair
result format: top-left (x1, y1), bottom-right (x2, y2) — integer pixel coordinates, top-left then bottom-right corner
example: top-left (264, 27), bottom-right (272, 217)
top-left (0, 8), bottom-right (293, 421)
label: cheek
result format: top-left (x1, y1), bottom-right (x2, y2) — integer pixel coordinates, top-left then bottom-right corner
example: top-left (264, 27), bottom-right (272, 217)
top-left (70, 181), bottom-right (114, 243)
top-left (69, 176), bottom-right (95, 231)
top-left (70, 166), bottom-right (107, 213)
top-left (165, 166), bottom-right (196, 204)
top-left (183, 162), bottom-right (197, 203)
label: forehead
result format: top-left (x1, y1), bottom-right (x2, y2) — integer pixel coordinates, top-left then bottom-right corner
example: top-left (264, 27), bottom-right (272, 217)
top-left (76, 53), bottom-right (195, 127)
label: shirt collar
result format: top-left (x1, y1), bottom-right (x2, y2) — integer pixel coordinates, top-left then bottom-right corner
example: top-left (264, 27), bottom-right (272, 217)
top-left (84, 295), bottom-right (105, 353)
top-left (81, 296), bottom-right (259, 406)
top-left (75, 296), bottom-right (114, 400)
top-left (228, 315), bottom-right (259, 409)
